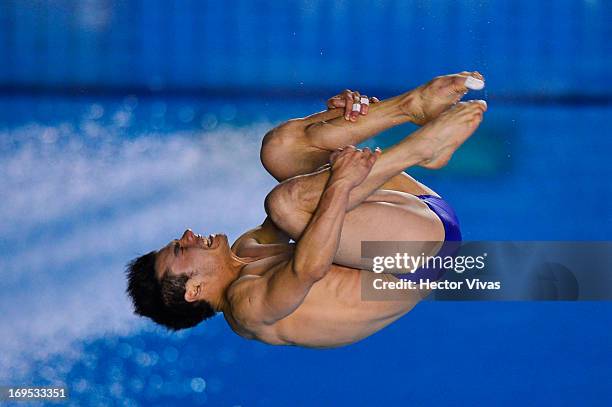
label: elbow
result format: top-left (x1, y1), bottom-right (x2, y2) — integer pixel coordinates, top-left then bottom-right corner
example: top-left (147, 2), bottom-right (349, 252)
top-left (292, 259), bottom-right (330, 283)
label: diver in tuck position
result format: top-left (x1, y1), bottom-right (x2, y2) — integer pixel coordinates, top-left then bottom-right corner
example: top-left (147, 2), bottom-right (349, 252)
top-left (126, 71), bottom-right (486, 348)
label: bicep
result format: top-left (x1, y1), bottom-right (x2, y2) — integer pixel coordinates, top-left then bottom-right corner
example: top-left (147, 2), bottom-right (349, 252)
top-left (231, 217), bottom-right (291, 256)
top-left (259, 217), bottom-right (291, 244)
top-left (252, 260), bottom-right (316, 325)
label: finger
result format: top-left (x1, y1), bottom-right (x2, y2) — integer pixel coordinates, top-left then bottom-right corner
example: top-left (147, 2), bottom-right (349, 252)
top-left (350, 101), bottom-right (362, 121)
top-left (360, 95), bottom-right (370, 115)
top-left (350, 91), bottom-right (361, 122)
top-left (359, 147), bottom-right (376, 165)
top-left (362, 147), bottom-right (375, 159)
top-left (368, 152), bottom-right (377, 166)
top-left (374, 146), bottom-right (382, 156)
top-left (333, 98), bottom-right (347, 108)
top-left (344, 92), bottom-right (355, 120)
top-left (330, 146), bottom-right (345, 160)
top-left (369, 97), bottom-right (380, 104)
top-left (327, 96), bottom-right (345, 110)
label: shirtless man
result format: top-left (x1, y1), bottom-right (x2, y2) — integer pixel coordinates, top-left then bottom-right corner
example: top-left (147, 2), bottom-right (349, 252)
top-left (126, 72), bottom-right (487, 348)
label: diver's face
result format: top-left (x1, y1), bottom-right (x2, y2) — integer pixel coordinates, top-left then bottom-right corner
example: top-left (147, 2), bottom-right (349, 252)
top-left (155, 229), bottom-right (232, 282)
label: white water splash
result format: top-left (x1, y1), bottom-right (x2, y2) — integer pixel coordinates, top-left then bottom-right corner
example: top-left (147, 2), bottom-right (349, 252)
top-left (0, 119), bottom-right (277, 381)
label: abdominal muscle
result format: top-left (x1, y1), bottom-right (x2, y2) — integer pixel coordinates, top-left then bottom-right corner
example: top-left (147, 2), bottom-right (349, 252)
top-left (242, 266), bottom-right (424, 348)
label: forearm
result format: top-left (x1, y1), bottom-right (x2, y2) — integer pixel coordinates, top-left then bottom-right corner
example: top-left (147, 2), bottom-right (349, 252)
top-left (346, 136), bottom-right (425, 210)
top-left (293, 180), bottom-right (351, 281)
top-left (305, 93), bottom-right (413, 151)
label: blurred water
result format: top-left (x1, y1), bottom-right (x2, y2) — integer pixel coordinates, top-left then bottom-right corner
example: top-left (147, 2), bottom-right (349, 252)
top-left (0, 97), bottom-right (611, 405)
top-left (0, 97), bottom-right (279, 395)
top-left (1, 0), bottom-right (610, 97)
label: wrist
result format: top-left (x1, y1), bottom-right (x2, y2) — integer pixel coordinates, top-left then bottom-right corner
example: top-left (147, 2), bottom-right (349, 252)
top-left (326, 177), bottom-right (355, 193)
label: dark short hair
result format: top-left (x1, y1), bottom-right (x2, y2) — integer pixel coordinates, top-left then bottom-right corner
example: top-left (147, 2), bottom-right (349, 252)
top-left (125, 251), bottom-right (216, 331)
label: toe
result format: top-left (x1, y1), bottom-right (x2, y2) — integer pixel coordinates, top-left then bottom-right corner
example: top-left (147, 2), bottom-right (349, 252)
top-left (472, 71), bottom-right (484, 81)
top-left (454, 101), bottom-right (471, 111)
top-left (448, 72), bottom-right (485, 91)
top-left (450, 76), bottom-right (469, 92)
top-left (467, 99), bottom-right (487, 111)
top-left (469, 111), bottom-right (484, 127)
top-left (448, 75), bottom-right (479, 95)
top-left (464, 76), bottom-right (485, 91)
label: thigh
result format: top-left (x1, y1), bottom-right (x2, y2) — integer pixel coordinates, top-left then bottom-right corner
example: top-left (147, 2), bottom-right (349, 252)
top-left (266, 171), bottom-right (445, 266)
top-left (334, 192), bottom-right (445, 269)
top-left (260, 120), bottom-right (332, 182)
top-left (379, 172), bottom-right (440, 197)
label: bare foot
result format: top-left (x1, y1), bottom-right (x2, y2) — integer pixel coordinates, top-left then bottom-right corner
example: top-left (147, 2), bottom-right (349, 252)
top-left (400, 71), bottom-right (485, 126)
top-left (411, 100), bottom-right (487, 169)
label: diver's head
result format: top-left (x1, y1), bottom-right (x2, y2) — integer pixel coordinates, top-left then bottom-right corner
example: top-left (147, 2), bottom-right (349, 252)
top-left (126, 229), bottom-right (236, 331)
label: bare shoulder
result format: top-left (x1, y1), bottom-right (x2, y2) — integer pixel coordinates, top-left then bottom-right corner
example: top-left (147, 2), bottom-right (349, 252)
top-left (225, 258), bottom-right (288, 329)
top-left (225, 275), bottom-right (264, 329)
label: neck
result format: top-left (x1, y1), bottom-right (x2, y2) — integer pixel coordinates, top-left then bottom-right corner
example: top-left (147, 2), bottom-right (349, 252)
top-left (209, 255), bottom-right (250, 313)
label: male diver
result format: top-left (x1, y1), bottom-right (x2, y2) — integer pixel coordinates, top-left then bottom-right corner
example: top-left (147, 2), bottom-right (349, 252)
top-left (126, 72), bottom-right (486, 347)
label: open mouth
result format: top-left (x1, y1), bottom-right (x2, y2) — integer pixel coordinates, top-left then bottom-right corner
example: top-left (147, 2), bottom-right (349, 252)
top-left (194, 233), bottom-right (214, 248)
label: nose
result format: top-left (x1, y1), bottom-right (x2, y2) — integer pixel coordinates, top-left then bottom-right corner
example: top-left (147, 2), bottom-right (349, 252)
top-left (180, 229), bottom-right (196, 243)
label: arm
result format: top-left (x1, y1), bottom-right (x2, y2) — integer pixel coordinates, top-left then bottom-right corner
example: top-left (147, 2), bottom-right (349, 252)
top-left (243, 148), bottom-right (378, 325)
top-left (231, 217), bottom-right (292, 259)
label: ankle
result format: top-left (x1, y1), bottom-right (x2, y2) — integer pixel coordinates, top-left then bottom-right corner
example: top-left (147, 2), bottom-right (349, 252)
top-left (409, 132), bottom-right (435, 165)
top-left (397, 90), bottom-right (425, 124)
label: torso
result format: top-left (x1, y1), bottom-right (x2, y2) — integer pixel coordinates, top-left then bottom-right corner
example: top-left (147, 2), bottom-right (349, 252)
top-left (225, 242), bottom-right (423, 348)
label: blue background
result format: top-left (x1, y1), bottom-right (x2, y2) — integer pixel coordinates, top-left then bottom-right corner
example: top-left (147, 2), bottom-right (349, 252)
top-left (0, 1), bottom-right (610, 406)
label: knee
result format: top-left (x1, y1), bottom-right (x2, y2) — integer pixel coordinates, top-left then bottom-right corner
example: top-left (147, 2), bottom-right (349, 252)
top-left (264, 118), bottom-right (304, 139)
top-left (260, 120), bottom-right (305, 176)
top-left (264, 182), bottom-right (290, 227)
top-left (264, 177), bottom-right (304, 228)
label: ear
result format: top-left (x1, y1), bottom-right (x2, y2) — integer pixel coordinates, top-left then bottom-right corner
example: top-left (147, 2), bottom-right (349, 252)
top-left (184, 279), bottom-right (201, 302)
